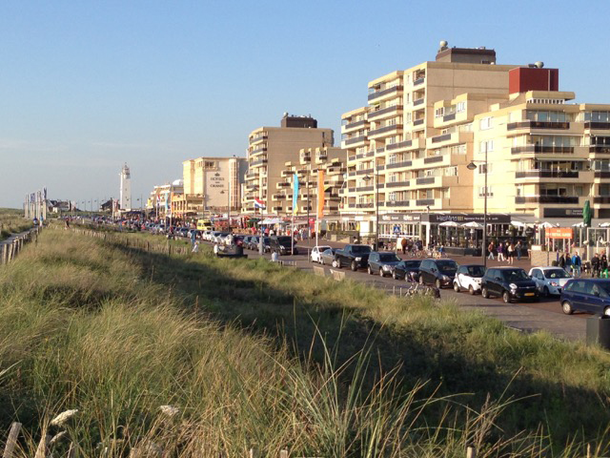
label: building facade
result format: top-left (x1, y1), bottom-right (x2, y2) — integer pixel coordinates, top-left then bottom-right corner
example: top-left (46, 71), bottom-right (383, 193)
top-left (119, 163), bottom-right (131, 211)
top-left (241, 114), bottom-right (334, 215)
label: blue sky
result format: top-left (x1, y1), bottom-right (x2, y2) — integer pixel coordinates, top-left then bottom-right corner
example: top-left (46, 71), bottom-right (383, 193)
top-left (2, 0), bottom-right (610, 209)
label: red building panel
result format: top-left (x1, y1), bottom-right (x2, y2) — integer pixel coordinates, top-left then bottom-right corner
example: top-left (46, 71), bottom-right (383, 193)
top-left (509, 67), bottom-right (559, 94)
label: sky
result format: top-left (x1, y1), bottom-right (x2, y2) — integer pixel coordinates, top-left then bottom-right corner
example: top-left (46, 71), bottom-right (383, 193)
top-left (2, 0), bottom-right (610, 209)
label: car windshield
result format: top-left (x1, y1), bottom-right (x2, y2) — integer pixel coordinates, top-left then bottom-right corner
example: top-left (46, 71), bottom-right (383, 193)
top-left (323, 249), bottom-right (335, 255)
top-left (598, 282), bottom-right (610, 295)
top-left (404, 260), bottom-right (421, 268)
top-left (276, 237), bottom-right (292, 243)
top-left (502, 269), bottom-right (530, 281)
top-left (318, 246), bottom-right (331, 251)
top-left (437, 260), bottom-right (458, 273)
top-left (379, 253), bottom-right (401, 262)
top-left (543, 269), bottom-right (571, 279)
top-left (351, 245), bottom-right (371, 254)
top-left (467, 266), bottom-right (486, 277)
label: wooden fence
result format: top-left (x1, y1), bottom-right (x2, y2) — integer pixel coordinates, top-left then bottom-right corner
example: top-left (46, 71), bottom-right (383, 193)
top-left (0, 227), bottom-right (41, 266)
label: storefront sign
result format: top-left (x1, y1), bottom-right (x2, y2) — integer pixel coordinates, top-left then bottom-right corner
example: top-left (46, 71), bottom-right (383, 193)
top-left (380, 213), bottom-right (421, 222)
top-left (426, 213), bottom-right (511, 224)
top-left (547, 227), bottom-right (574, 239)
top-left (543, 208), bottom-right (584, 218)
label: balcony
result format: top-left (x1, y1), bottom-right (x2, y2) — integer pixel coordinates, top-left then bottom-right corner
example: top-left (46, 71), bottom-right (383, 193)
top-left (342, 119), bottom-right (368, 131)
top-left (348, 155), bottom-right (357, 162)
top-left (415, 177), bottom-right (437, 186)
top-left (368, 105), bottom-right (401, 120)
top-left (515, 196), bottom-right (579, 204)
top-left (250, 146), bottom-right (267, 155)
top-left (355, 203), bottom-right (374, 209)
top-left (507, 121), bottom-right (570, 130)
top-left (511, 145), bottom-right (575, 155)
top-left (431, 133), bottom-right (452, 144)
top-left (368, 124), bottom-right (399, 137)
top-left (386, 140), bottom-right (412, 151)
top-left (386, 180), bottom-right (410, 188)
top-left (515, 170), bottom-right (579, 179)
top-left (250, 159), bottom-right (268, 167)
top-left (356, 151), bottom-right (375, 159)
top-left (272, 194), bottom-right (285, 200)
top-left (443, 113), bottom-right (456, 122)
top-left (368, 85), bottom-right (403, 102)
top-left (415, 199), bottom-right (435, 206)
top-left (424, 155), bottom-right (444, 164)
top-left (595, 171), bottom-right (610, 179)
top-left (386, 160), bottom-right (413, 170)
top-left (356, 168), bottom-right (374, 175)
top-left (344, 135), bottom-right (367, 146)
top-left (413, 98), bottom-right (425, 106)
top-left (276, 182), bottom-right (291, 188)
top-left (413, 119), bottom-right (425, 127)
top-left (413, 77), bottom-right (425, 86)
top-left (590, 146), bottom-right (610, 154)
top-left (356, 186), bottom-right (374, 192)
top-left (250, 134), bottom-right (267, 144)
top-left (594, 196), bottom-right (610, 204)
top-left (386, 200), bottom-right (410, 207)
top-left (584, 122), bottom-right (610, 130)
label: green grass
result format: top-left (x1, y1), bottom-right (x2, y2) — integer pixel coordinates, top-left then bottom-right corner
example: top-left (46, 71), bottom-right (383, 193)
top-left (0, 227), bottom-right (608, 456)
top-left (0, 208), bottom-right (32, 240)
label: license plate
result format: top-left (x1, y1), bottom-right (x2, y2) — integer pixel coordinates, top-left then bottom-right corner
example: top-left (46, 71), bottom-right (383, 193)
top-left (525, 292), bottom-right (535, 297)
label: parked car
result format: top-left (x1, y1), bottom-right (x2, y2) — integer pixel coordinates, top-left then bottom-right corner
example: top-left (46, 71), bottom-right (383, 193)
top-left (392, 260), bottom-right (422, 282)
top-left (560, 279), bottom-right (610, 316)
top-left (481, 267), bottom-right (539, 303)
top-left (528, 266), bottom-right (572, 296)
top-left (367, 252), bottom-right (402, 277)
top-left (333, 244), bottom-right (372, 271)
top-left (270, 236), bottom-right (298, 255)
top-left (319, 248), bottom-right (337, 266)
top-left (311, 245), bottom-right (332, 263)
top-left (418, 259), bottom-right (459, 289)
top-left (453, 264), bottom-right (486, 295)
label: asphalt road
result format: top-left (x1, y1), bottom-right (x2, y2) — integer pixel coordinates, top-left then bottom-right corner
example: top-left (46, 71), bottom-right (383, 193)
top-left (228, 239), bottom-right (589, 342)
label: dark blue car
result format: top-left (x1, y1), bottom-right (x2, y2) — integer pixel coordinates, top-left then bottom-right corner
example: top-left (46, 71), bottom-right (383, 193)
top-left (560, 279), bottom-right (610, 316)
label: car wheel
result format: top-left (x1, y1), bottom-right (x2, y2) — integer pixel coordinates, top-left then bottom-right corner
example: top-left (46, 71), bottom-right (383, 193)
top-left (419, 275), bottom-right (424, 285)
top-left (604, 307), bottom-right (610, 317)
top-left (379, 268), bottom-right (384, 277)
top-left (481, 287), bottom-right (489, 299)
top-left (502, 290), bottom-right (511, 303)
top-left (453, 282), bottom-right (460, 292)
top-left (332, 259), bottom-right (339, 269)
top-left (351, 261), bottom-right (358, 272)
top-left (435, 279), bottom-right (442, 290)
top-left (392, 271), bottom-right (397, 280)
top-left (562, 301), bottom-right (574, 315)
top-left (368, 266), bottom-right (373, 275)
top-left (469, 285), bottom-right (475, 295)
top-left (321, 258), bottom-right (325, 266)
top-left (543, 286), bottom-right (550, 297)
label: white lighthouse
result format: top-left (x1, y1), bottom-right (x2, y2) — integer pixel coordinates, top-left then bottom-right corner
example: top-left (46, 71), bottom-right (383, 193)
top-left (119, 163), bottom-right (131, 211)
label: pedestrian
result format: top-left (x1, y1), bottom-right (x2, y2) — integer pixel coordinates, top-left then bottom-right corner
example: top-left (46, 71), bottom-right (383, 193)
top-left (592, 252), bottom-right (601, 278)
top-left (507, 242), bottom-right (515, 265)
top-left (192, 240), bottom-right (199, 253)
top-left (401, 236), bottom-right (408, 254)
top-left (497, 242), bottom-right (504, 262)
top-left (190, 229), bottom-right (197, 248)
top-left (558, 252), bottom-right (566, 269)
top-left (516, 241), bottom-right (523, 261)
top-left (564, 251), bottom-right (572, 274)
top-left (487, 241), bottom-right (495, 260)
top-left (602, 253), bottom-right (608, 278)
top-left (571, 252), bottom-right (582, 277)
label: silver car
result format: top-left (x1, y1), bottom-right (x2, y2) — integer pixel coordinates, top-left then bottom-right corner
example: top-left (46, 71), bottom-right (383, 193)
top-left (528, 267), bottom-right (572, 296)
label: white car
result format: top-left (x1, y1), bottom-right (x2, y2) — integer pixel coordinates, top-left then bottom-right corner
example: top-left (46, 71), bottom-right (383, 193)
top-left (453, 264), bottom-right (486, 295)
top-left (311, 245), bottom-right (332, 264)
top-left (528, 267), bottom-right (572, 296)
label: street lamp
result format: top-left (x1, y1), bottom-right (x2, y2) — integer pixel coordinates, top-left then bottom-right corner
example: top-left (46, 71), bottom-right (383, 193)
top-left (221, 189), bottom-right (230, 231)
top-left (467, 144), bottom-right (488, 267)
top-left (363, 168), bottom-right (379, 250)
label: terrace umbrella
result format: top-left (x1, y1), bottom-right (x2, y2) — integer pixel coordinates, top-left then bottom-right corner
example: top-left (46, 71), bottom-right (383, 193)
top-left (583, 200), bottom-right (592, 227)
top-left (439, 221), bottom-right (459, 245)
top-left (462, 221), bottom-right (483, 228)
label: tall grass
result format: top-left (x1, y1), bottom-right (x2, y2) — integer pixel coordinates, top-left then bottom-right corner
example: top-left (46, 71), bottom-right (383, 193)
top-left (0, 208), bottom-right (31, 240)
top-left (0, 228), bottom-right (607, 456)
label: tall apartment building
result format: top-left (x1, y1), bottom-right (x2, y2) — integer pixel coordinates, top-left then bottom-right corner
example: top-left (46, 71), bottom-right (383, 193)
top-left (340, 42), bottom-right (516, 225)
top-left (178, 156), bottom-right (248, 218)
top-left (242, 114), bottom-right (334, 215)
top-left (273, 146), bottom-right (347, 216)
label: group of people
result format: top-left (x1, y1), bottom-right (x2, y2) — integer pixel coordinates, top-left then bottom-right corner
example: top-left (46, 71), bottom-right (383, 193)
top-left (589, 252), bottom-right (608, 278)
top-left (487, 240), bottom-right (524, 264)
top-left (557, 252), bottom-right (583, 277)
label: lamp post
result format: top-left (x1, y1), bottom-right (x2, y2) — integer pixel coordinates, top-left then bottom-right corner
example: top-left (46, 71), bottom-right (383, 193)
top-left (221, 189), bottom-right (230, 231)
top-left (364, 165), bottom-right (379, 250)
top-left (467, 144), bottom-right (488, 267)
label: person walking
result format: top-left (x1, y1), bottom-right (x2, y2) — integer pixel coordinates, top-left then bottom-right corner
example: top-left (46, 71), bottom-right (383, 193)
top-left (558, 252), bottom-right (566, 269)
top-left (602, 253), bottom-right (609, 278)
top-left (401, 236), bottom-right (408, 254)
top-left (507, 242), bottom-right (515, 265)
top-left (516, 241), bottom-right (523, 261)
top-left (497, 242), bottom-right (505, 262)
top-left (487, 241), bottom-right (495, 260)
top-left (591, 252), bottom-right (601, 278)
top-left (571, 252), bottom-right (582, 277)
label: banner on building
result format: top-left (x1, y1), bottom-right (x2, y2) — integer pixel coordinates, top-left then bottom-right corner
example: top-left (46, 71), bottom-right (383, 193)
top-left (547, 227), bottom-right (573, 239)
top-left (317, 170), bottom-right (325, 218)
top-left (292, 173), bottom-right (299, 216)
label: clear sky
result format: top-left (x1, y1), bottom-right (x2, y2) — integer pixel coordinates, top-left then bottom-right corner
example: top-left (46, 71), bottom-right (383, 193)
top-left (2, 0), bottom-right (610, 209)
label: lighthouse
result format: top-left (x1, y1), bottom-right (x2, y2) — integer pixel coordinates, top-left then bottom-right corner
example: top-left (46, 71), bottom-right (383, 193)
top-left (120, 163), bottom-right (131, 211)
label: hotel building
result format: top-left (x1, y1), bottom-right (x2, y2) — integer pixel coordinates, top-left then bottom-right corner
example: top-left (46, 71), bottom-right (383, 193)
top-left (241, 114), bottom-right (334, 215)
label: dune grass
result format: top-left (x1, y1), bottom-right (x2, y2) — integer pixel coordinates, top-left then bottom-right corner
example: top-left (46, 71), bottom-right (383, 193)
top-left (0, 208), bottom-right (31, 240)
top-left (0, 227), bottom-right (608, 456)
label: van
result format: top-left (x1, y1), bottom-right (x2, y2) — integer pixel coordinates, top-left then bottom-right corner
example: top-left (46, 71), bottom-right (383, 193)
top-left (197, 219), bottom-right (213, 231)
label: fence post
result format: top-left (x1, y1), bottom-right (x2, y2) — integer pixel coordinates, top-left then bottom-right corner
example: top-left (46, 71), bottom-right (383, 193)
top-left (279, 450), bottom-right (289, 458)
top-left (466, 446), bottom-right (477, 458)
top-left (2, 422), bottom-right (22, 458)
top-left (248, 448), bottom-right (258, 458)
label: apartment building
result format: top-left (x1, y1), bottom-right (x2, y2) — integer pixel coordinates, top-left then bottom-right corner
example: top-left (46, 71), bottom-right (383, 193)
top-left (178, 156), bottom-right (248, 217)
top-left (241, 114), bottom-right (334, 215)
top-left (273, 146), bottom-right (347, 216)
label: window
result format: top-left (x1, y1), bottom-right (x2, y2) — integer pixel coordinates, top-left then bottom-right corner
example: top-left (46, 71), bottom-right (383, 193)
top-left (444, 166), bottom-right (458, 176)
top-left (479, 117), bottom-right (493, 130)
top-left (388, 192), bottom-right (396, 201)
top-left (479, 140), bottom-right (494, 153)
top-left (435, 108), bottom-right (445, 118)
top-left (456, 102), bottom-right (466, 113)
top-left (405, 112), bottom-right (412, 123)
top-left (478, 186), bottom-right (493, 197)
top-left (478, 164), bottom-right (492, 174)
top-left (204, 161), bottom-right (216, 169)
top-left (388, 154), bottom-right (397, 164)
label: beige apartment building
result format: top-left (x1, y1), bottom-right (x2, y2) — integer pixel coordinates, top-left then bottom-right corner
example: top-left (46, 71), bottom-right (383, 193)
top-left (242, 114), bottom-right (334, 215)
top-left (340, 42), bottom-right (610, 243)
top-left (273, 146), bottom-right (347, 216)
top-left (178, 156), bottom-right (248, 217)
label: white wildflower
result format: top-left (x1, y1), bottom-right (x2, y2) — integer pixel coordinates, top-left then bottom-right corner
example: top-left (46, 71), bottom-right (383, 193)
top-left (159, 405), bottom-right (180, 417)
top-left (50, 409), bottom-right (79, 426)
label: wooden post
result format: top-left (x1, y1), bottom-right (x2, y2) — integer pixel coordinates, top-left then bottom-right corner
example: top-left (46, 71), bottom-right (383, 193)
top-left (279, 450), bottom-right (289, 458)
top-left (466, 446), bottom-right (477, 458)
top-left (248, 448), bottom-right (258, 458)
top-left (2, 422), bottom-right (22, 458)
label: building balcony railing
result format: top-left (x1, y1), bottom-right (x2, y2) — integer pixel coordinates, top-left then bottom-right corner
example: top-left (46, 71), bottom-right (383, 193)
top-left (250, 134), bottom-right (267, 144)
top-left (511, 145), bottom-right (575, 155)
top-left (386, 139), bottom-right (412, 151)
top-left (356, 168), bottom-right (374, 176)
top-left (584, 122), bottom-right (610, 130)
top-left (413, 119), bottom-right (425, 126)
top-left (386, 180), bottom-right (410, 188)
top-left (507, 121), bottom-right (570, 131)
top-left (368, 85), bottom-right (403, 101)
top-left (386, 160), bottom-right (413, 170)
top-left (276, 182), bottom-right (291, 188)
top-left (355, 203), bottom-right (374, 208)
top-left (342, 119), bottom-right (368, 131)
top-left (515, 196), bottom-right (579, 204)
top-left (415, 176), bottom-right (437, 185)
top-left (368, 124), bottom-right (400, 137)
top-left (250, 146), bottom-right (267, 155)
top-left (515, 170), bottom-right (579, 179)
top-left (386, 200), bottom-right (410, 207)
top-left (442, 113), bottom-right (456, 122)
top-left (348, 155), bottom-right (357, 162)
top-left (356, 186), bottom-right (374, 192)
top-left (413, 98), bottom-right (425, 106)
top-left (413, 77), bottom-right (425, 86)
top-left (368, 105), bottom-right (401, 120)
top-left (344, 135), bottom-right (368, 146)
top-left (590, 146), bottom-right (610, 154)
top-left (415, 199), bottom-right (435, 206)
top-left (250, 159), bottom-right (268, 167)
top-left (423, 155), bottom-right (445, 164)
top-left (431, 133), bottom-right (452, 144)
top-left (594, 171), bottom-right (610, 179)
top-left (356, 151), bottom-right (375, 159)
top-left (594, 196), bottom-right (610, 204)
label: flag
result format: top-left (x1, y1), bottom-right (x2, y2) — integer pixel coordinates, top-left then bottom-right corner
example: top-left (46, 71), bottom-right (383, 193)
top-left (254, 198), bottom-right (266, 209)
top-left (292, 173), bottom-right (299, 216)
top-left (317, 170), bottom-right (325, 218)
top-left (43, 187), bottom-right (47, 200)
